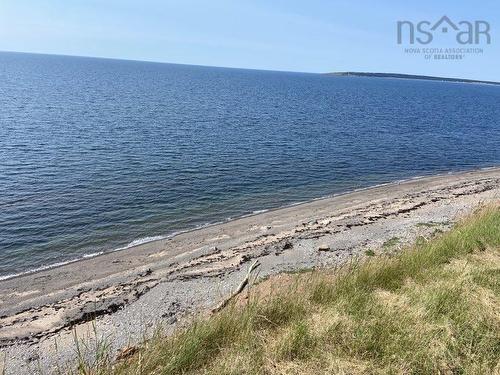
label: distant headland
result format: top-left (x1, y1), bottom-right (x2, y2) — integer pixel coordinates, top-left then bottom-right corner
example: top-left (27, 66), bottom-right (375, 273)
top-left (326, 72), bottom-right (500, 85)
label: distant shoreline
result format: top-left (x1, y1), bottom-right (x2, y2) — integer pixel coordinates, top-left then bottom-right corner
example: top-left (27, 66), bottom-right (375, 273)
top-left (2, 51), bottom-right (499, 83)
top-left (326, 72), bottom-right (500, 86)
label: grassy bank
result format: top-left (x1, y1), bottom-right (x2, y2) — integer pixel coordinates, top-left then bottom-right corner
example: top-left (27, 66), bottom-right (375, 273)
top-left (78, 204), bottom-right (500, 374)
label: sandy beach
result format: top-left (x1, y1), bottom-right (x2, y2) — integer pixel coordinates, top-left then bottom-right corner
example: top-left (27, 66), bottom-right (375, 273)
top-left (1, 167), bottom-right (499, 374)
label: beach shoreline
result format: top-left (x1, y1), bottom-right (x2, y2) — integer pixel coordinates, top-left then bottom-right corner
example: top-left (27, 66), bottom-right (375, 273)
top-left (1, 167), bottom-right (500, 373)
top-left (1, 166), bottom-right (498, 283)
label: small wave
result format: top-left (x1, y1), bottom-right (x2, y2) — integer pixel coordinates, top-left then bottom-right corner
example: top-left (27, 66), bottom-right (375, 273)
top-left (289, 201), bottom-right (307, 206)
top-left (122, 235), bottom-right (166, 249)
top-left (83, 251), bottom-right (104, 258)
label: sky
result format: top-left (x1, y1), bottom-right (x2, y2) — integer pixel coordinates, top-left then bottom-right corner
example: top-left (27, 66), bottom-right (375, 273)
top-left (0, 0), bottom-right (498, 81)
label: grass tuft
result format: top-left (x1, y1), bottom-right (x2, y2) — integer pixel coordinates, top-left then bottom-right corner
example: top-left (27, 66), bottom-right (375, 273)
top-left (382, 236), bottom-right (400, 248)
top-left (364, 249), bottom-right (375, 256)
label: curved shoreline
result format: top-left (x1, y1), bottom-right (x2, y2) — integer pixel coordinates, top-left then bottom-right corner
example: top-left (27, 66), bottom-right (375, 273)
top-left (1, 165), bottom-right (498, 282)
top-left (1, 166), bottom-right (500, 373)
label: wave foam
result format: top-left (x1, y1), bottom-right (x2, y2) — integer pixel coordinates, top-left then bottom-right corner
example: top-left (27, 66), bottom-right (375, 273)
top-left (123, 236), bottom-right (166, 248)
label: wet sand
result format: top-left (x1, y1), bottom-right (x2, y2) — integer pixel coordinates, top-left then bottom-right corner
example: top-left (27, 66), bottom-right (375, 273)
top-left (1, 167), bottom-right (499, 374)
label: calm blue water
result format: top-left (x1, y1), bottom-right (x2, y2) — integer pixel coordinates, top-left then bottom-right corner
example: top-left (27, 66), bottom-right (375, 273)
top-left (0, 52), bottom-right (499, 279)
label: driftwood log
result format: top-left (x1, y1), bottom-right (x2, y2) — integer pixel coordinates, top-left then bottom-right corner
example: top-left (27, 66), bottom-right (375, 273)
top-left (211, 260), bottom-right (261, 313)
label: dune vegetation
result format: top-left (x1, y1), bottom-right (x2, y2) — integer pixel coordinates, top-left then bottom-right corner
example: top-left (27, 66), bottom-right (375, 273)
top-left (75, 203), bottom-right (500, 375)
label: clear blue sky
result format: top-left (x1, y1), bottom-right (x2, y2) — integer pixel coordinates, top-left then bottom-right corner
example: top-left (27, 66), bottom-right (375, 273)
top-left (0, 0), bottom-right (498, 80)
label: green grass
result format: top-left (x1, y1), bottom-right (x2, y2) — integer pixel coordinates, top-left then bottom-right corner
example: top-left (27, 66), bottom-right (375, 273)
top-left (382, 236), bottom-right (400, 248)
top-left (74, 204), bottom-right (500, 375)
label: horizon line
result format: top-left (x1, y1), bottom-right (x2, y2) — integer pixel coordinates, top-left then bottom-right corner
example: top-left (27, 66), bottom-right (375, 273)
top-left (0, 49), bottom-right (496, 83)
top-left (0, 49), bottom-right (314, 75)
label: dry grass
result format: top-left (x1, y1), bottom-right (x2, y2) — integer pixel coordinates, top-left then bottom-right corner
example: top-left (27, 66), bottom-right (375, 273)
top-left (75, 203), bottom-right (500, 375)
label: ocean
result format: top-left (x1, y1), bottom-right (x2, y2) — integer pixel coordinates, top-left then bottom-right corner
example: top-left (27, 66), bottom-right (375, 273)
top-left (0, 51), bottom-right (499, 279)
